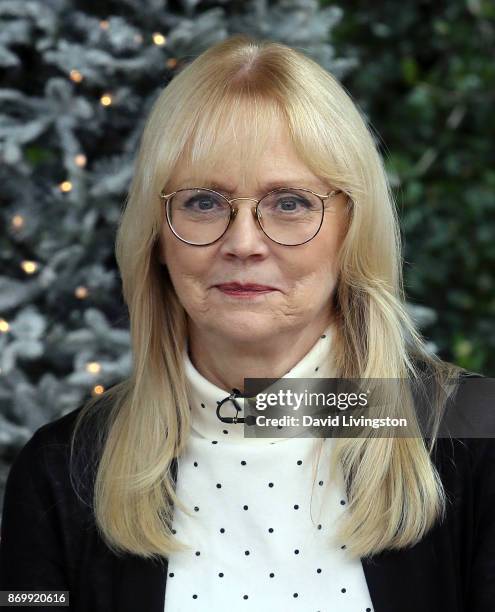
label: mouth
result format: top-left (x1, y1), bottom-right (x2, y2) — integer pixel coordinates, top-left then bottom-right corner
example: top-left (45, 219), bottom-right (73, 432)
top-left (215, 283), bottom-right (276, 292)
top-left (214, 283), bottom-right (277, 298)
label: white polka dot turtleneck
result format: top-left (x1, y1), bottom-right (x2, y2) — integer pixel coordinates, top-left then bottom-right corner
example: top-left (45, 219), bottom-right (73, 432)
top-left (164, 324), bottom-right (374, 612)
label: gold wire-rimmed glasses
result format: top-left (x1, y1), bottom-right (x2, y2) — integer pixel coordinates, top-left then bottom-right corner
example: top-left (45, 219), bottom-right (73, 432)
top-left (159, 186), bottom-right (343, 246)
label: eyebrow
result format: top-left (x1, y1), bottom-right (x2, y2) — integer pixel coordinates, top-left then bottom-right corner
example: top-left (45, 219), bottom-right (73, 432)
top-left (177, 179), bottom-right (328, 194)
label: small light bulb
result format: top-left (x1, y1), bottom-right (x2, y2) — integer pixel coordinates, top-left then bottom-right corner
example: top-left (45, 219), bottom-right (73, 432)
top-left (12, 214), bottom-right (24, 228)
top-left (75, 286), bottom-right (89, 299)
top-left (153, 33), bottom-right (166, 46)
top-left (21, 261), bottom-right (38, 274)
top-left (86, 362), bottom-right (102, 374)
top-left (70, 70), bottom-right (83, 83)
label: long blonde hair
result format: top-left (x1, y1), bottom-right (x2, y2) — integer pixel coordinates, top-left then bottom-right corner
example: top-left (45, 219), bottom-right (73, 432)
top-left (70, 34), bottom-right (466, 562)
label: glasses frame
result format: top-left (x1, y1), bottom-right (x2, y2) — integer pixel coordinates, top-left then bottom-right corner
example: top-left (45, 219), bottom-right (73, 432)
top-left (159, 186), bottom-right (343, 247)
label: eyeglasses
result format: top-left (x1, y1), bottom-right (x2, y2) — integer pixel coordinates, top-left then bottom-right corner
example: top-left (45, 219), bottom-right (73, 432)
top-left (159, 186), bottom-right (343, 246)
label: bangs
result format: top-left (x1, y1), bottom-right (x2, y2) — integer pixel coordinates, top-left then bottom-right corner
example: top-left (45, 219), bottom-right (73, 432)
top-left (163, 65), bottom-right (352, 195)
top-left (171, 92), bottom-right (290, 187)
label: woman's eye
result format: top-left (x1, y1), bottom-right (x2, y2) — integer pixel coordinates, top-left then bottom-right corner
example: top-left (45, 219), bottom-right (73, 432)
top-left (186, 197), bottom-right (216, 210)
top-left (273, 197), bottom-right (311, 212)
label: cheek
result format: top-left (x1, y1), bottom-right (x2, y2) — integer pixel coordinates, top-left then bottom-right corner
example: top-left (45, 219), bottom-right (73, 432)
top-left (163, 240), bottom-right (214, 300)
top-left (291, 262), bottom-right (336, 294)
top-left (163, 236), bottom-right (204, 276)
top-left (166, 266), bottom-right (210, 319)
top-left (284, 241), bottom-right (340, 298)
top-left (292, 230), bottom-right (340, 276)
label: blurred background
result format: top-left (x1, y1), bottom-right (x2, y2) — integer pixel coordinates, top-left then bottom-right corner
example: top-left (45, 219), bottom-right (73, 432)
top-left (0, 0), bottom-right (494, 506)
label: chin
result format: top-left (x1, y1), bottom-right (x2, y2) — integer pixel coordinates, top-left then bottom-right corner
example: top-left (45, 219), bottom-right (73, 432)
top-left (213, 318), bottom-right (275, 340)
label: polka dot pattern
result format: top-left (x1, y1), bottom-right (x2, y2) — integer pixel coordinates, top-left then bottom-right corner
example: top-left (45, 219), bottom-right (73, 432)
top-left (164, 323), bottom-right (374, 611)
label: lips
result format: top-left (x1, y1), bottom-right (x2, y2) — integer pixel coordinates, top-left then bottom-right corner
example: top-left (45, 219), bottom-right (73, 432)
top-left (216, 283), bottom-right (275, 291)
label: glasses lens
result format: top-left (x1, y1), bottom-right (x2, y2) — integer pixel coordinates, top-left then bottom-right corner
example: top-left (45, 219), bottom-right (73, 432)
top-left (168, 189), bottom-right (230, 245)
top-left (258, 189), bottom-right (323, 245)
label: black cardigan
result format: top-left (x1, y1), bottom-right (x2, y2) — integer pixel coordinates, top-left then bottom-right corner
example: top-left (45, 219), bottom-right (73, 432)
top-left (1, 375), bottom-right (494, 611)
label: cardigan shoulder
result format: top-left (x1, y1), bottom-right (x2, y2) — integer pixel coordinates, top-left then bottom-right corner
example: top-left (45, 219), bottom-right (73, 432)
top-left (7, 403), bottom-right (102, 508)
top-left (0, 403), bottom-right (106, 595)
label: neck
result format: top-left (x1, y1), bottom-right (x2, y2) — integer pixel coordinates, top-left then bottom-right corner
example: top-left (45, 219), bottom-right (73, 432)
top-left (187, 317), bottom-right (334, 394)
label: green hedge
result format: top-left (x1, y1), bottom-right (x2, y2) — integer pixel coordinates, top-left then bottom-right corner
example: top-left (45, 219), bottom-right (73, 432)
top-left (325, 0), bottom-right (495, 374)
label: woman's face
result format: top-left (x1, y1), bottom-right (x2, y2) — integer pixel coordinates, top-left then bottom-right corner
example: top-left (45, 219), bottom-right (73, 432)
top-left (158, 119), bottom-right (348, 346)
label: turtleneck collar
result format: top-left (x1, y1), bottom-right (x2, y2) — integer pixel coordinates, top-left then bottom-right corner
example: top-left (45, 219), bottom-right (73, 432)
top-left (183, 323), bottom-right (336, 444)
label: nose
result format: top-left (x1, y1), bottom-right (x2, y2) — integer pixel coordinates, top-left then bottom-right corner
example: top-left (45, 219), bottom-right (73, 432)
top-left (219, 197), bottom-right (268, 253)
top-left (229, 197), bottom-right (260, 225)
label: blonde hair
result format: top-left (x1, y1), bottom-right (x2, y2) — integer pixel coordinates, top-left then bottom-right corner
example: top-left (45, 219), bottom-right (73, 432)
top-left (70, 34), bottom-right (466, 562)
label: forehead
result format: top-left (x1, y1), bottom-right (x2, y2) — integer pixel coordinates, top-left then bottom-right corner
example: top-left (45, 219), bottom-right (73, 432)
top-left (169, 109), bottom-right (326, 193)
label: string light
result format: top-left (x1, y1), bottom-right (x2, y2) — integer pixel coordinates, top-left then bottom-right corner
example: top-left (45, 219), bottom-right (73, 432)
top-left (75, 286), bottom-right (89, 299)
top-left (100, 94), bottom-right (112, 106)
top-left (153, 32), bottom-right (166, 46)
top-left (74, 154), bottom-right (87, 167)
top-left (70, 70), bottom-right (83, 83)
top-left (93, 385), bottom-right (105, 395)
top-left (11, 214), bottom-right (24, 229)
top-left (0, 319), bottom-right (9, 333)
top-left (21, 260), bottom-right (38, 274)
top-left (86, 362), bottom-right (101, 374)
top-left (59, 181), bottom-right (72, 192)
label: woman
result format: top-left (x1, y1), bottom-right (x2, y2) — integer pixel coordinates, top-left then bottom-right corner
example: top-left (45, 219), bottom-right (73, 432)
top-left (0, 34), bottom-right (493, 612)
